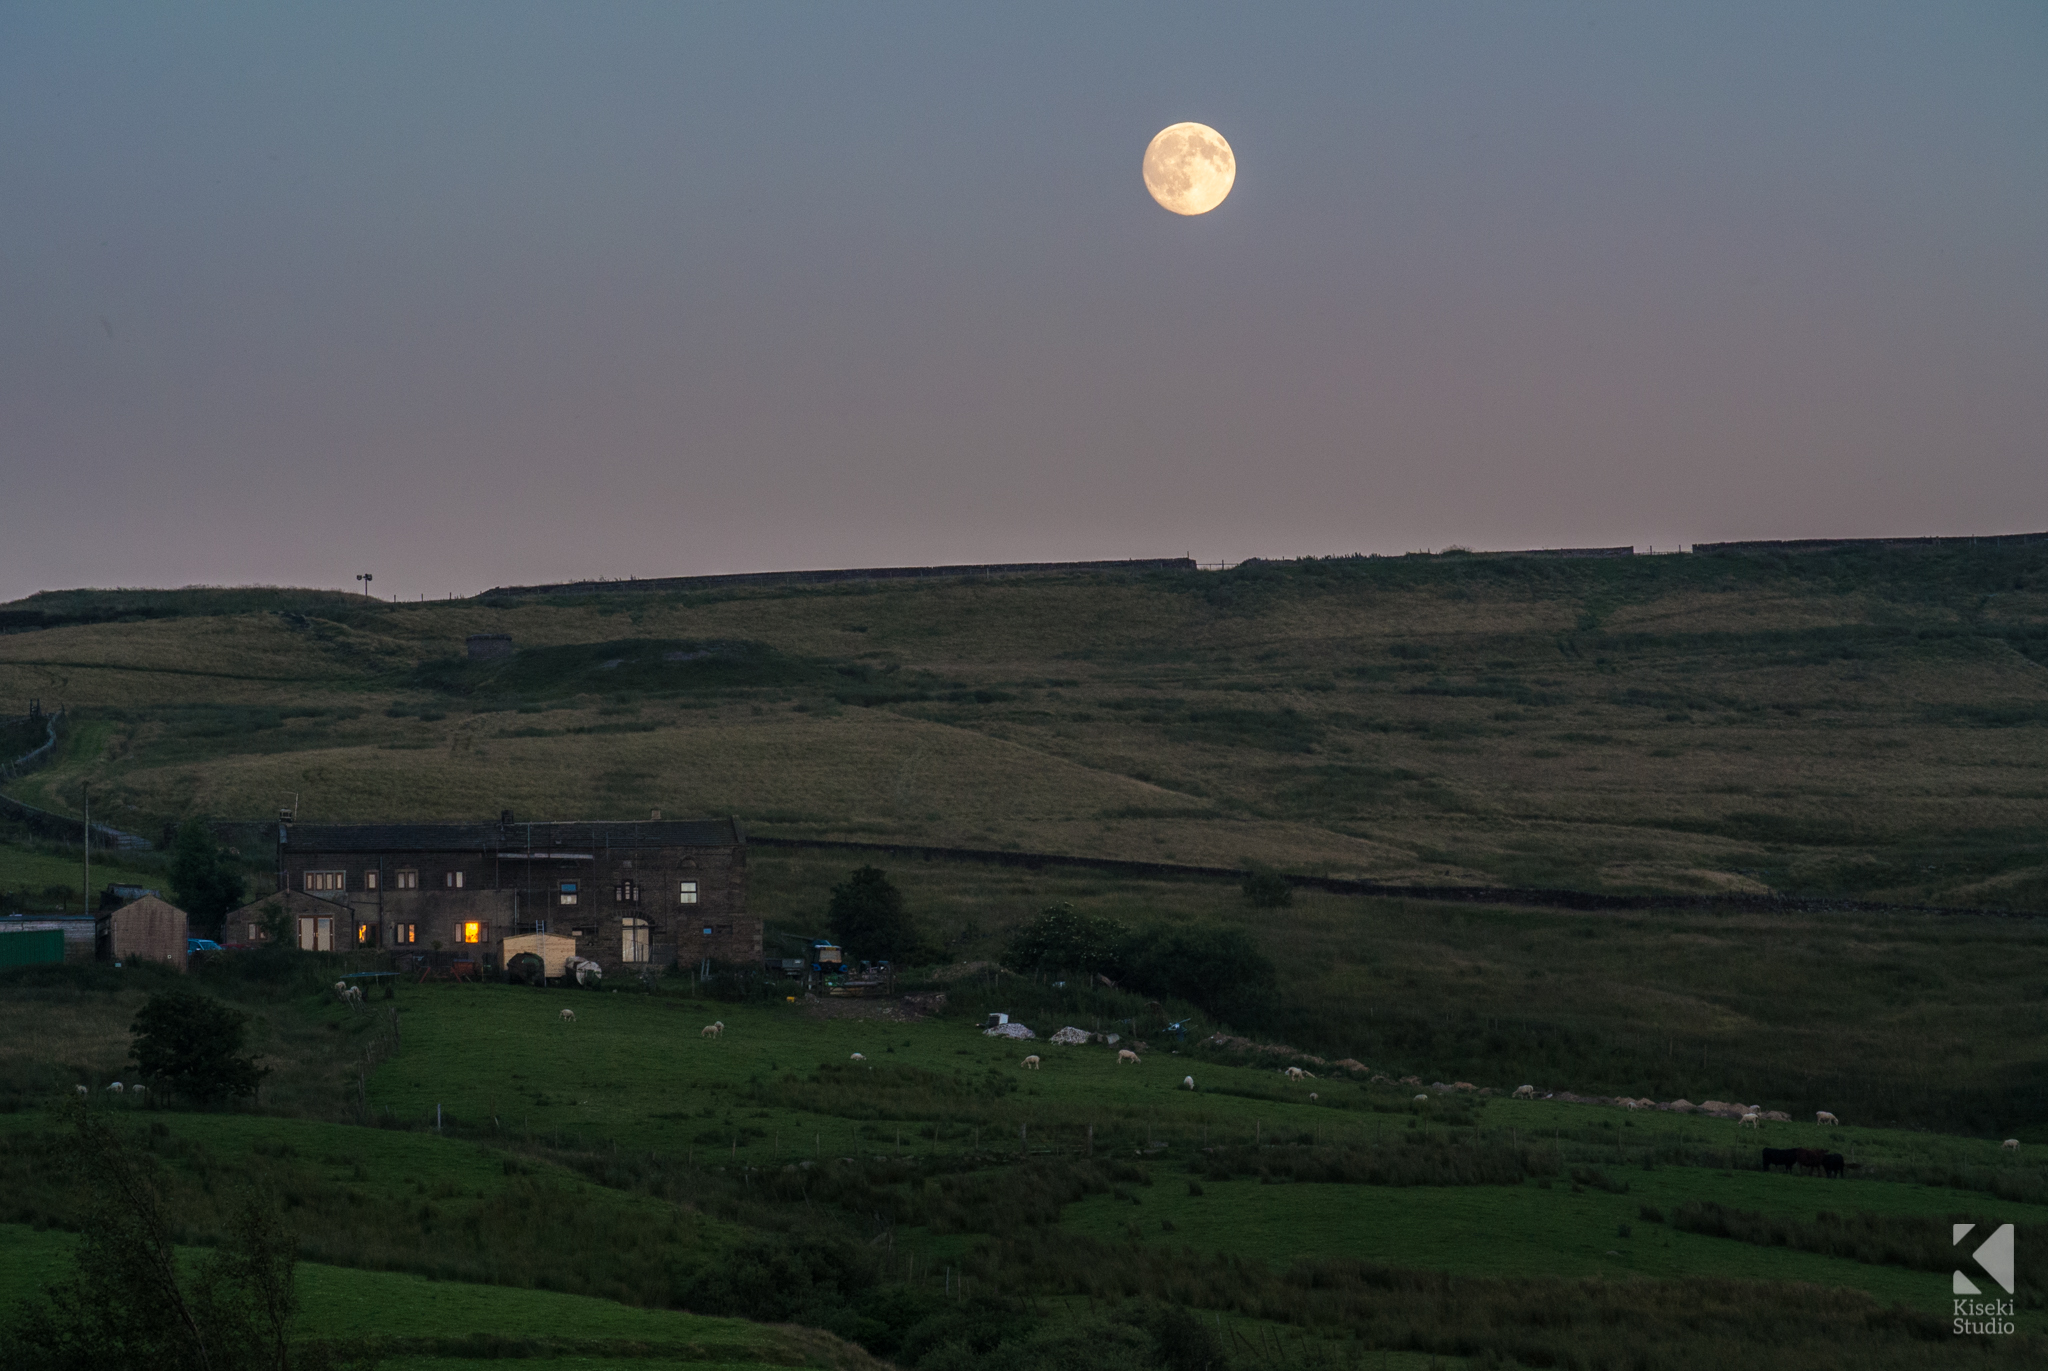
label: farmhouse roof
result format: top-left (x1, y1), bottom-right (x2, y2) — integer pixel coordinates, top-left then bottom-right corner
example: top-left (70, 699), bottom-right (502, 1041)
top-left (282, 818), bottom-right (744, 854)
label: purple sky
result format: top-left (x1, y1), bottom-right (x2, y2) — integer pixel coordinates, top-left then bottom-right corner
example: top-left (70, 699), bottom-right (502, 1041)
top-left (4, 3), bottom-right (2044, 601)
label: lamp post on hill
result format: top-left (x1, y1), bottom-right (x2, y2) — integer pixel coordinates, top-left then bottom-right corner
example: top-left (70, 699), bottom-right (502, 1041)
top-left (356, 572), bottom-right (373, 599)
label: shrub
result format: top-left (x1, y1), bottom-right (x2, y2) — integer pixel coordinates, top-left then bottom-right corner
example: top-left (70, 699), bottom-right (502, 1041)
top-left (130, 990), bottom-right (266, 1105)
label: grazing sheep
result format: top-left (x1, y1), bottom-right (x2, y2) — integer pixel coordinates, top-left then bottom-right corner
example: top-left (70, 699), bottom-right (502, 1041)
top-left (1740, 1112), bottom-right (1762, 1129)
top-left (1117, 1049), bottom-right (1140, 1065)
top-left (1022, 1055), bottom-right (1041, 1070)
top-left (1414, 1094), bottom-right (1428, 1102)
top-left (131, 1084), bottom-right (146, 1098)
top-left (1513, 1085), bottom-right (1536, 1099)
top-left (74, 1085), bottom-right (88, 1097)
top-left (344, 985), bottom-right (363, 1006)
top-left (1183, 1076), bottom-right (1195, 1090)
top-left (1283, 1066), bottom-right (1305, 1080)
top-left (1309, 1092), bottom-right (1319, 1102)
top-left (333, 981), bottom-right (349, 997)
top-left (1816, 1111), bottom-right (1839, 1125)
top-left (850, 1052), bottom-right (866, 1062)
top-left (106, 1082), bottom-right (124, 1094)
top-left (700, 1024), bottom-right (723, 1039)
top-left (559, 1008), bottom-right (576, 1022)
top-left (2004, 1139), bottom-right (2021, 1152)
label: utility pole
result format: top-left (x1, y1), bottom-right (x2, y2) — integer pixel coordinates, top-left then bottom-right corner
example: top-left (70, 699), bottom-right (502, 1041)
top-left (356, 572), bottom-right (374, 598)
top-left (81, 782), bottom-right (89, 916)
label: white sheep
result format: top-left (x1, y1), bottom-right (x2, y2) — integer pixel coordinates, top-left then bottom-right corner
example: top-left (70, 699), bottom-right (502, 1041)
top-left (700, 1023), bottom-right (722, 1039)
top-left (131, 1084), bottom-right (147, 1098)
top-left (344, 985), bottom-right (363, 1006)
top-left (106, 1082), bottom-right (124, 1094)
top-left (1117, 1049), bottom-right (1140, 1065)
top-left (1309, 1092), bottom-right (1319, 1102)
top-left (74, 1085), bottom-right (87, 1097)
top-left (1414, 1094), bottom-right (1428, 1102)
top-left (559, 1008), bottom-right (576, 1022)
top-left (333, 980), bottom-right (349, 997)
top-left (850, 1052), bottom-right (866, 1062)
top-left (1816, 1111), bottom-right (1839, 1125)
top-left (1740, 1112), bottom-right (1762, 1129)
top-left (1183, 1076), bottom-right (1195, 1090)
top-left (2004, 1139), bottom-right (2021, 1152)
top-left (1022, 1055), bottom-right (1040, 1070)
top-left (1283, 1066), bottom-right (1305, 1081)
top-left (1513, 1085), bottom-right (1536, 1099)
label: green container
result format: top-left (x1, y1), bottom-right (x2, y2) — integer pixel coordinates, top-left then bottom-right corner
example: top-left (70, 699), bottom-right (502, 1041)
top-left (0, 928), bottom-right (65, 968)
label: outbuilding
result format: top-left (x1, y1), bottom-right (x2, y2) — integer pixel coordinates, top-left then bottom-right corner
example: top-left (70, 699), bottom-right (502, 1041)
top-left (102, 894), bottom-right (189, 971)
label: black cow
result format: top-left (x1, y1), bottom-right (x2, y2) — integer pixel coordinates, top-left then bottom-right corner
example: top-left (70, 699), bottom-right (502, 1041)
top-left (1761, 1147), bottom-right (1798, 1172)
top-left (1823, 1152), bottom-right (1845, 1179)
top-left (1795, 1148), bottom-right (1827, 1175)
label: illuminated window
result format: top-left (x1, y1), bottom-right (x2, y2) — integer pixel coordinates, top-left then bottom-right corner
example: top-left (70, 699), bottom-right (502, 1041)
top-left (305, 871), bottom-right (344, 892)
top-left (444, 871), bottom-right (465, 889)
top-left (558, 881), bottom-right (578, 906)
top-left (460, 921), bottom-right (483, 944)
top-left (364, 870), bottom-right (380, 890)
top-left (395, 870), bottom-right (418, 890)
top-left (356, 923), bottom-right (374, 947)
top-left (388, 923), bottom-right (416, 946)
top-left (621, 917), bottom-right (650, 963)
top-left (678, 881), bottom-right (698, 905)
top-left (614, 881), bottom-right (640, 903)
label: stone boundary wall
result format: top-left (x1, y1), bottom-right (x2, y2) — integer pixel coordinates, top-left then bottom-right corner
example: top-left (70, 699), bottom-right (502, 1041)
top-left (746, 834), bottom-right (2037, 920)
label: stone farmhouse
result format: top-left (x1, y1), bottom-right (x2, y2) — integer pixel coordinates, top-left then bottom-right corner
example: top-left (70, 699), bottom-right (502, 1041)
top-left (270, 815), bottom-right (753, 978)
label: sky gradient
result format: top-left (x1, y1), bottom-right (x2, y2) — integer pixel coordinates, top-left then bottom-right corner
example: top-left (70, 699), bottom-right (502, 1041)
top-left (4, 2), bottom-right (2044, 601)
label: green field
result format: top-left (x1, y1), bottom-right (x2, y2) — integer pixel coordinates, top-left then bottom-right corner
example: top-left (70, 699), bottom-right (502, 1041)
top-left (3, 547), bottom-right (2047, 906)
top-left (2, 966), bottom-right (2042, 1368)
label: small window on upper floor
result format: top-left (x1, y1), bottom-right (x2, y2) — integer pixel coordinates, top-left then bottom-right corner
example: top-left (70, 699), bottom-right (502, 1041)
top-left (364, 870), bottom-right (380, 890)
top-left (305, 871), bottom-right (344, 892)
top-left (615, 881), bottom-right (640, 903)
top-left (678, 881), bottom-right (698, 905)
top-left (559, 881), bottom-right (579, 906)
top-left (445, 871), bottom-right (465, 889)
top-left (395, 870), bottom-right (419, 890)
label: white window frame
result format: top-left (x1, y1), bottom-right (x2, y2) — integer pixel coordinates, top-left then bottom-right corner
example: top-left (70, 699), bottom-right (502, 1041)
top-left (304, 871), bottom-right (345, 892)
top-left (621, 917), bottom-right (651, 963)
top-left (558, 881), bottom-right (579, 906)
top-left (678, 880), bottom-right (699, 905)
top-left (395, 870), bottom-right (419, 890)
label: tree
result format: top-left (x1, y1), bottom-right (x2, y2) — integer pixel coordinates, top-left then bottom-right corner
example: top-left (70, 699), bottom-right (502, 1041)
top-left (1240, 866), bottom-right (1294, 909)
top-left (1005, 903), bottom-right (1129, 978)
top-left (130, 990), bottom-right (266, 1106)
top-left (168, 820), bottom-right (246, 935)
top-left (825, 866), bottom-right (919, 962)
top-left (2, 1111), bottom-right (307, 1371)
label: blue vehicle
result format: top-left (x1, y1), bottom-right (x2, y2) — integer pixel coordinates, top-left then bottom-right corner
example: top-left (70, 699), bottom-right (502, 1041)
top-left (186, 938), bottom-right (223, 956)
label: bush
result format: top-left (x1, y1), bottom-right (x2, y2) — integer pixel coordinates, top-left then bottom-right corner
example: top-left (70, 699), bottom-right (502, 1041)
top-left (1006, 904), bottom-right (1129, 978)
top-left (1118, 925), bottom-right (1275, 1020)
top-left (129, 990), bottom-right (266, 1105)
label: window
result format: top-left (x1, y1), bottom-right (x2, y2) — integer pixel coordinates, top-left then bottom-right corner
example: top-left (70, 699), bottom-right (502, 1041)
top-left (388, 923), bottom-right (416, 946)
top-left (444, 871), bottom-right (465, 889)
top-left (364, 870), bottom-right (380, 891)
top-left (356, 923), bottom-right (374, 947)
top-left (621, 917), bottom-right (650, 963)
top-left (614, 880), bottom-right (640, 903)
top-left (395, 870), bottom-right (418, 890)
top-left (460, 921), bottom-right (484, 944)
top-left (558, 881), bottom-right (578, 906)
top-left (304, 871), bottom-right (344, 892)
top-left (296, 916), bottom-right (334, 951)
top-left (678, 880), bottom-right (698, 905)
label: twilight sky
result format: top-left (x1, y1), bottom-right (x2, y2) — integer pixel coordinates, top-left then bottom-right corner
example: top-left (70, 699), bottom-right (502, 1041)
top-left (4, 2), bottom-right (2044, 601)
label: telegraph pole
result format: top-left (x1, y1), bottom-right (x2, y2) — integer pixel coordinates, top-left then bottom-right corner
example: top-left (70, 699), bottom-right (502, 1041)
top-left (81, 781), bottom-right (90, 916)
top-left (356, 572), bottom-right (374, 598)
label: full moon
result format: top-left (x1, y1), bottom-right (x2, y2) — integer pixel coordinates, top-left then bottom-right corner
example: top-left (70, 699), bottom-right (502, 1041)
top-left (1142, 122), bottom-right (1236, 215)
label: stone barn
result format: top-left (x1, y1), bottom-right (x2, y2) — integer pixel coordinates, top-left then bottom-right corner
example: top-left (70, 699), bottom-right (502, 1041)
top-left (102, 895), bottom-right (189, 971)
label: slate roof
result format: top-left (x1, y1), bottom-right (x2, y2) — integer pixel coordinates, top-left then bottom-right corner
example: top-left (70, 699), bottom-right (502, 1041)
top-left (282, 819), bottom-right (743, 854)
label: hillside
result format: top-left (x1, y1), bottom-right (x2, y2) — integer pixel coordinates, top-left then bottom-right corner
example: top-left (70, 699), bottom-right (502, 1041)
top-left (3, 544), bottom-right (2047, 907)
